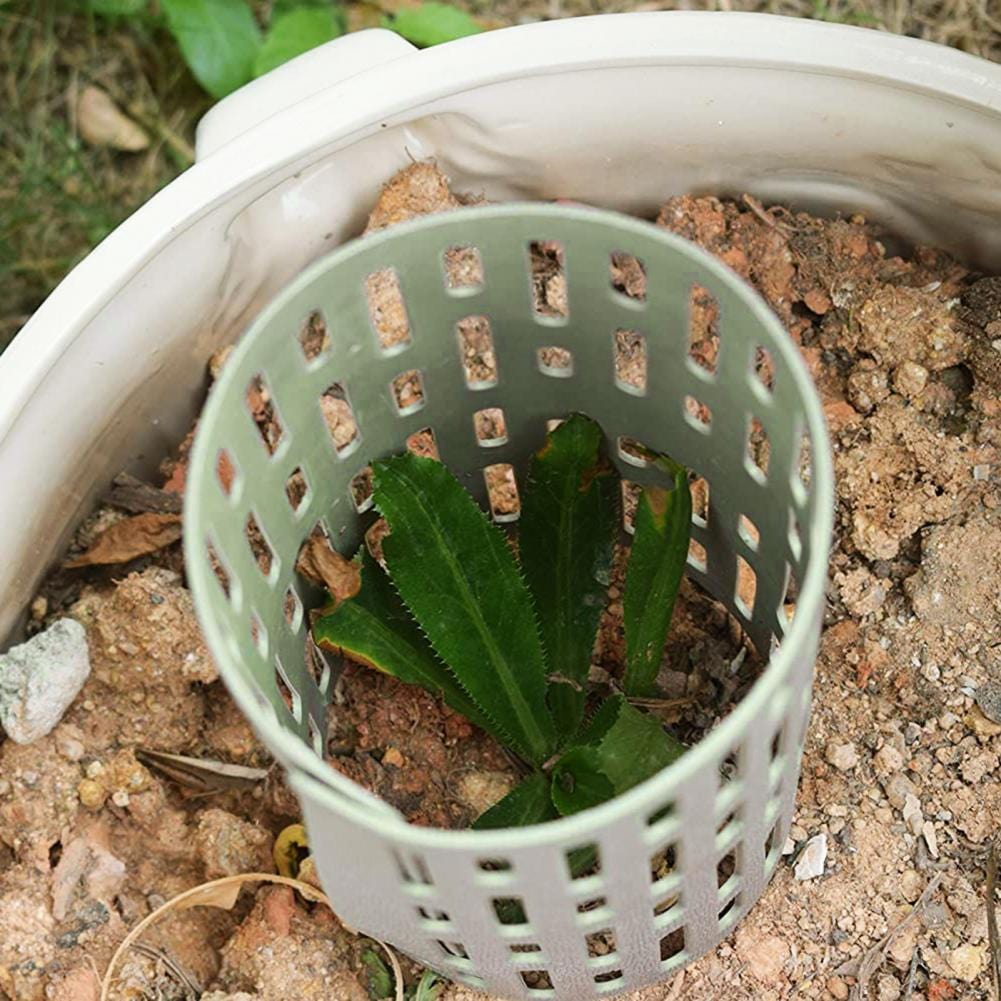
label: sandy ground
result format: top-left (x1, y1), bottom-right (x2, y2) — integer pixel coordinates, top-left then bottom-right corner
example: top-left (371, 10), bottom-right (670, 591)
top-left (1, 165), bottom-right (1000, 1001)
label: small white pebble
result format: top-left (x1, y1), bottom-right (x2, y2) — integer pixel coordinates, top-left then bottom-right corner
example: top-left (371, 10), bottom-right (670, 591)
top-left (794, 833), bottom-right (828, 881)
top-left (111, 790), bottom-right (130, 808)
top-left (921, 821), bottom-right (939, 859)
top-left (973, 464), bottom-right (991, 481)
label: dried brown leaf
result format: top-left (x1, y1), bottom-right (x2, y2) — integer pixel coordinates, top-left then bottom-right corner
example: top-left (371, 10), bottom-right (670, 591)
top-left (135, 748), bottom-right (268, 792)
top-left (296, 533), bottom-right (361, 605)
top-left (76, 85), bottom-right (150, 152)
top-left (66, 512), bottom-right (182, 567)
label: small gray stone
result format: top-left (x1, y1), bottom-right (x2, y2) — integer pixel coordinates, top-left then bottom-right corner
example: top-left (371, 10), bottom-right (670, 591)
top-left (794, 833), bottom-right (828, 881)
top-left (0, 619), bottom-right (90, 744)
top-left (825, 741), bottom-right (859, 772)
top-left (975, 682), bottom-right (1001, 724)
top-left (883, 772), bottom-right (918, 810)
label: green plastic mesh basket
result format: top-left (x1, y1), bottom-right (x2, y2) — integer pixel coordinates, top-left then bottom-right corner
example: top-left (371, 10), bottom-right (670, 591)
top-left (185, 204), bottom-right (833, 1000)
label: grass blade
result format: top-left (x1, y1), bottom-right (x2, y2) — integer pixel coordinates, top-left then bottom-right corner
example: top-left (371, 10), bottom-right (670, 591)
top-left (472, 771), bottom-right (556, 830)
top-left (623, 458), bottom-right (692, 696)
top-left (520, 413), bottom-right (618, 741)
top-left (313, 549), bottom-right (494, 737)
top-left (374, 453), bottom-right (557, 765)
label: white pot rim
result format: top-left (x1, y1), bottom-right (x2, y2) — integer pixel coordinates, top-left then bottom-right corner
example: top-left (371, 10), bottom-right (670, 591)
top-left (3, 11), bottom-right (1000, 449)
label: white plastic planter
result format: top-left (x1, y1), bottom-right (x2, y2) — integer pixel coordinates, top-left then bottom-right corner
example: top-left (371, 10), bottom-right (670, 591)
top-left (1, 11), bottom-right (1000, 996)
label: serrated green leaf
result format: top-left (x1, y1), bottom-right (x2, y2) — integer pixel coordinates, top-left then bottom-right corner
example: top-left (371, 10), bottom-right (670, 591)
top-left (623, 459), bottom-right (692, 696)
top-left (520, 413), bottom-right (618, 740)
top-left (551, 695), bottom-right (686, 816)
top-left (551, 745), bottom-right (615, 815)
top-left (161, 0), bottom-right (261, 99)
top-left (313, 549), bottom-right (495, 737)
top-left (254, 6), bottom-right (342, 78)
top-left (382, 2), bottom-right (482, 47)
top-left (472, 770), bottom-right (555, 830)
top-left (374, 453), bottom-right (557, 765)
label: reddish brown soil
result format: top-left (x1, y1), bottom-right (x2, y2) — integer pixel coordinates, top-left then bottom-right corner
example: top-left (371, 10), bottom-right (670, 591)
top-left (2, 163), bottom-right (1000, 1001)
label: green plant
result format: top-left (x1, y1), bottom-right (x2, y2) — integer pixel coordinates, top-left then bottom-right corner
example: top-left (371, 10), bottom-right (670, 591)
top-left (314, 414), bottom-right (692, 831)
top-left (87, 0), bottom-right (483, 101)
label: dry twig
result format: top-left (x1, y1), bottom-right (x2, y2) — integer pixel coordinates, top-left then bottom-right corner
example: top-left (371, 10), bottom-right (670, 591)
top-left (842, 874), bottom-right (942, 1000)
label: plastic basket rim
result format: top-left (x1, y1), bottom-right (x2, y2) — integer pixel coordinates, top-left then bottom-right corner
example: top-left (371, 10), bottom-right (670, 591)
top-left (185, 201), bottom-right (834, 843)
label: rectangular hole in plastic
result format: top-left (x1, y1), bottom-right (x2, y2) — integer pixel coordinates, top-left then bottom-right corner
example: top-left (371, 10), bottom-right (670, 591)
top-left (320, 382), bottom-right (359, 457)
top-left (621, 480), bottom-right (641, 535)
top-left (473, 408), bottom-right (508, 448)
top-left (683, 395), bottom-right (712, 433)
top-left (477, 857), bottom-right (512, 872)
top-left (529, 240), bottom-right (567, 318)
top-left (284, 466), bottom-right (309, 514)
top-left (350, 466), bottom-right (374, 513)
top-left (788, 510), bottom-right (803, 563)
top-left (746, 416), bottom-right (770, 481)
top-left (577, 897), bottom-right (606, 914)
top-left (283, 586), bottom-right (303, 631)
top-left (537, 346), bottom-right (573, 377)
top-left (305, 636), bottom-right (331, 694)
top-left (594, 969), bottom-right (625, 986)
top-left (205, 540), bottom-right (232, 600)
top-left (406, 426), bottom-right (439, 460)
top-left (391, 369), bottom-right (425, 416)
top-left (718, 893), bottom-right (739, 926)
top-left (586, 928), bottom-right (617, 956)
top-left (297, 309), bottom-right (330, 362)
top-left (245, 373), bottom-right (285, 456)
top-left (660, 927), bottom-right (685, 963)
top-left (764, 819), bottom-right (782, 861)
top-left (567, 843), bottom-right (601, 880)
top-left (444, 244), bottom-right (484, 290)
top-left (390, 852), bottom-right (434, 884)
top-left (688, 283), bottom-right (720, 376)
top-left (216, 448), bottom-right (238, 497)
top-left (365, 268), bottom-right (411, 353)
top-left (307, 715), bottom-right (325, 755)
top-left (738, 513), bottom-right (760, 552)
top-left (274, 655), bottom-right (302, 723)
top-left (752, 344), bottom-right (775, 394)
top-left (249, 610), bottom-right (267, 658)
top-left (614, 329), bottom-right (647, 395)
top-left (735, 555), bottom-right (757, 618)
top-left (647, 799), bottom-right (674, 827)
top-left (688, 537), bottom-right (708, 573)
top-left (617, 436), bottom-right (650, 468)
top-left (520, 971), bottom-right (554, 992)
top-left (717, 850), bottom-right (737, 890)
top-left (457, 315), bottom-right (498, 389)
top-left (691, 476), bottom-right (709, 527)
top-left (610, 251), bottom-right (647, 301)
top-left (650, 844), bottom-right (677, 885)
top-left (245, 512), bottom-right (276, 577)
top-left (795, 426), bottom-right (813, 499)
top-left (484, 463), bottom-right (520, 523)
top-left (437, 940), bottom-right (469, 959)
top-left (783, 564), bottom-right (800, 624)
top-left (493, 897), bottom-right (527, 925)
top-left (654, 885), bottom-right (680, 919)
